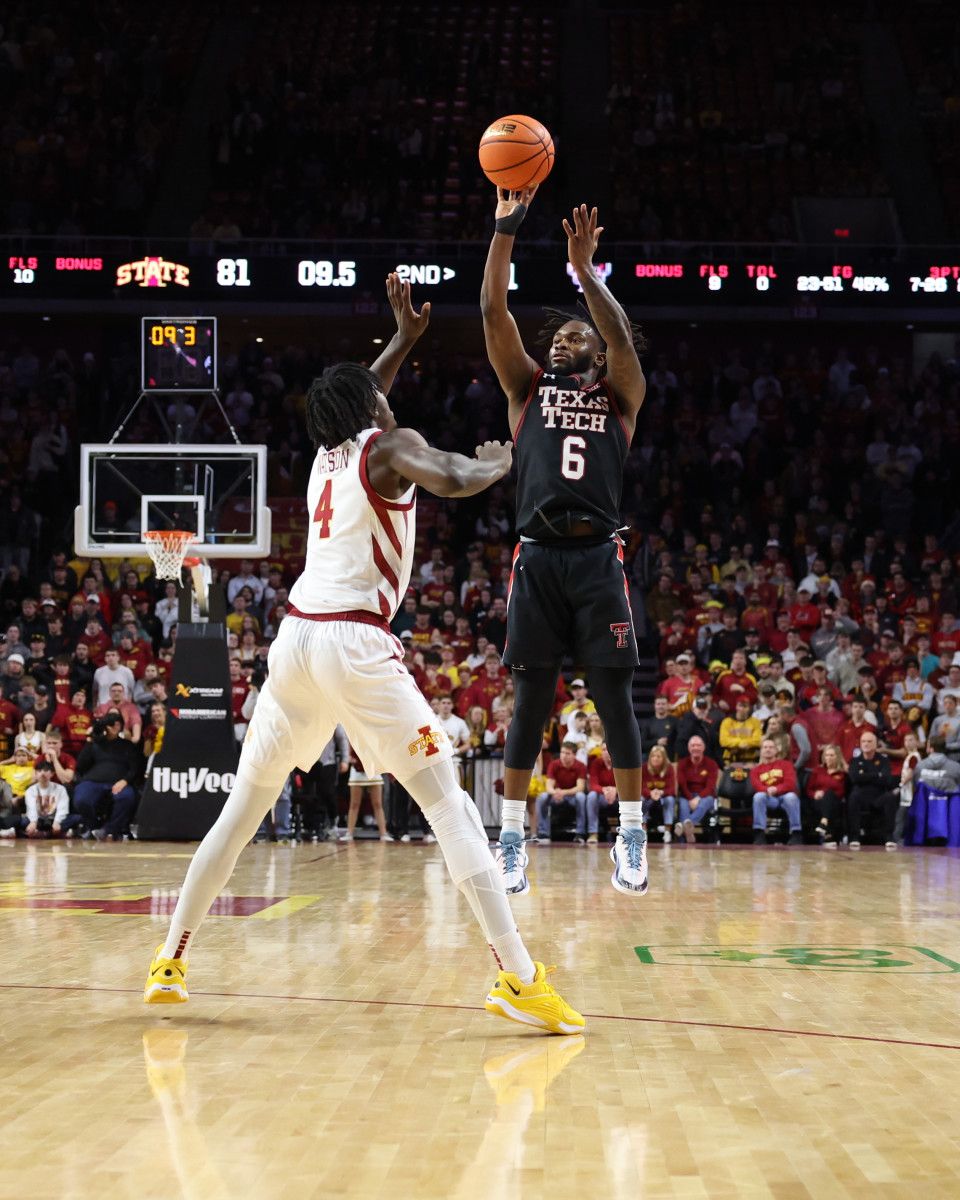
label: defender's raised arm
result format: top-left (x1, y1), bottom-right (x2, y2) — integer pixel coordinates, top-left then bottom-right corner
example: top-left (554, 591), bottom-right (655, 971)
top-left (370, 272), bottom-right (431, 393)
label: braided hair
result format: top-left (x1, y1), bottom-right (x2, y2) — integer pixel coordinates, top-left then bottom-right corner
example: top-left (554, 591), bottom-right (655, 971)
top-left (305, 362), bottom-right (381, 449)
top-left (536, 301), bottom-right (648, 374)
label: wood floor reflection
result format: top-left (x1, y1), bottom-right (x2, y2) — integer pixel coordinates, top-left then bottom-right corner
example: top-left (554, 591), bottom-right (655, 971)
top-left (2, 839), bottom-right (959, 1199)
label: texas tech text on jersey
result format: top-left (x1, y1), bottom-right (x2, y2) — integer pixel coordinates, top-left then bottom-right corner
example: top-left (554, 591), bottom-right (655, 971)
top-left (513, 368), bottom-right (630, 541)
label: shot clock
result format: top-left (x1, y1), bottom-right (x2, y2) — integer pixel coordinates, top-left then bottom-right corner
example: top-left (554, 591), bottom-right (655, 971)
top-left (141, 317), bottom-right (217, 392)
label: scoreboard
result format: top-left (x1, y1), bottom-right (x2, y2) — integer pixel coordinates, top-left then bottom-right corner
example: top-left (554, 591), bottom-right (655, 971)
top-left (4, 243), bottom-right (960, 313)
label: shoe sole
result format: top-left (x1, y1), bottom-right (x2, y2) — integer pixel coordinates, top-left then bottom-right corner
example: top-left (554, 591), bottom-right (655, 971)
top-left (608, 846), bottom-right (649, 896)
top-left (484, 993), bottom-right (584, 1035)
top-left (505, 875), bottom-right (531, 896)
top-left (144, 982), bottom-right (188, 1004)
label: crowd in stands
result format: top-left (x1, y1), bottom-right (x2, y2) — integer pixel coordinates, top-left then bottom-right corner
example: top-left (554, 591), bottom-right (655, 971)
top-left (0, 2), bottom-right (211, 236)
top-left (606, 1), bottom-right (885, 243)
top-left (894, 2), bottom-right (960, 234)
top-left (196, 1), bottom-right (561, 244)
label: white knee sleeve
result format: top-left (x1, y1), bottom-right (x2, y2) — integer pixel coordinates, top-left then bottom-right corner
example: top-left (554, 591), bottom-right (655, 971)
top-left (405, 761), bottom-right (494, 885)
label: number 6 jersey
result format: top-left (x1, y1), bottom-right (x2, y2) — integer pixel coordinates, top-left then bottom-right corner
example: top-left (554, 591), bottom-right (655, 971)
top-left (512, 368), bottom-right (630, 541)
top-left (288, 428), bottom-right (416, 620)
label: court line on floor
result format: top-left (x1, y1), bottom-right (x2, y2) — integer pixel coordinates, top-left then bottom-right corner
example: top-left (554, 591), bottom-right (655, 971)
top-left (3, 980), bottom-right (959, 1051)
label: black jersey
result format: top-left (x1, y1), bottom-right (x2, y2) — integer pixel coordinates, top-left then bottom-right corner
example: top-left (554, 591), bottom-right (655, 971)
top-left (513, 368), bottom-right (629, 540)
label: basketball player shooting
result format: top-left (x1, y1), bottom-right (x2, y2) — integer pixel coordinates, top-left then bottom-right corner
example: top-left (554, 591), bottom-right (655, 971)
top-left (144, 274), bottom-right (583, 1036)
top-left (481, 188), bottom-right (649, 897)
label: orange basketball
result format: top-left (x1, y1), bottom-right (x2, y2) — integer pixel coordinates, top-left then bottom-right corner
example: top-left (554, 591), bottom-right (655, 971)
top-left (478, 114), bottom-right (555, 190)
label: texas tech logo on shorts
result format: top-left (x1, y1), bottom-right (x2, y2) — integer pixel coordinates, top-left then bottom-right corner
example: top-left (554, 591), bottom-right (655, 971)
top-left (407, 725), bottom-right (446, 757)
top-left (609, 622), bottom-right (631, 649)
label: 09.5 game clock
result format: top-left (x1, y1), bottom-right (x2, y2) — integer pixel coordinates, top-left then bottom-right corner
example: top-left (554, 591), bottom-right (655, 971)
top-left (141, 317), bottom-right (217, 392)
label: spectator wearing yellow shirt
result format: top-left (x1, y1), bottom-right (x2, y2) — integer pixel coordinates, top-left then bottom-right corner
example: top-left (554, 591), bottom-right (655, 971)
top-left (718, 696), bottom-right (763, 766)
top-left (0, 746), bottom-right (36, 802)
top-left (225, 595), bottom-right (261, 638)
top-left (560, 678), bottom-right (597, 732)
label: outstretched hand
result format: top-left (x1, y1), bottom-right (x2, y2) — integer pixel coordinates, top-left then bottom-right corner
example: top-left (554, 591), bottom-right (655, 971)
top-left (495, 184), bottom-right (539, 219)
top-left (562, 204), bottom-right (604, 272)
top-left (386, 271), bottom-right (430, 342)
top-left (475, 439), bottom-right (514, 477)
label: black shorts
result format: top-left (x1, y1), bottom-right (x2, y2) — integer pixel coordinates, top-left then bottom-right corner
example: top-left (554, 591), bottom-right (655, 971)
top-left (503, 538), bottom-right (639, 670)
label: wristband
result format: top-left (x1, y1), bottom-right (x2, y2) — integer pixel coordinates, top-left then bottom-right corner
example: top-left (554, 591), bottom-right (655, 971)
top-left (495, 203), bottom-right (528, 235)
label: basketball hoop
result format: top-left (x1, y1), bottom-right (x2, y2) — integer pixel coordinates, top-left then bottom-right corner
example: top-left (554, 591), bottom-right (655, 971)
top-left (144, 530), bottom-right (196, 580)
top-left (144, 531), bottom-right (211, 617)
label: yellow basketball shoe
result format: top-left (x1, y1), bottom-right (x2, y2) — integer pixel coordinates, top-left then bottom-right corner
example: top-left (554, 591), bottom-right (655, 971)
top-left (485, 961), bottom-right (585, 1035)
top-left (144, 945), bottom-right (189, 1004)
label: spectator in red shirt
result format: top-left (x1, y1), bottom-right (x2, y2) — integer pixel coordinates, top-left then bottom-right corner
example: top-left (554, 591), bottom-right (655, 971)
top-left (452, 663), bottom-right (475, 716)
top-left (93, 682), bottom-right (142, 744)
top-left (789, 587), bottom-right (821, 640)
top-left (0, 695), bottom-right (21, 758)
top-left (740, 590), bottom-right (773, 637)
top-left (750, 737), bottom-right (802, 845)
top-left (449, 616), bottom-right (475, 660)
top-left (879, 699), bottom-right (915, 762)
top-left (932, 612), bottom-right (960, 658)
top-left (408, 608), bottom-right (439, 647)
top-left (879, 641), bottom-right (907, 695)
top-left (676, 735), bottom-right (719, 843)
top-left (538, 741), bottom-right (586, 842)
top-left (641, 744), bottom-right (677, 841)
top-left (713, 650), bottom-right (758, 713)
top-left (586, 743), bottom-right (619, 843)
top-left (806, 743), bottom-right (848, 848)
top-left (767, 609), bottom-right (792, 655)
top-left (116, 630), bottom-right (152, 678)
top-left (57, 688), bottom-right (94, 757)
top-left (77, 619), bottom-right (111, 665)
top-left (658, 652), bottom-right (700, 717)
top-left (804, 687), bottom-right (844, 759)
top-left (421, 654), bottom-right (453, 703)
top-left (463, 651), bottom-right (507, 717)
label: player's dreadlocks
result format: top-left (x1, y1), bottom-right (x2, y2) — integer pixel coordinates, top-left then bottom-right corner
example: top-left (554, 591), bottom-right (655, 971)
top-left (536, 302), bottom-right (648, 373)
top-left (305, 362), bottom-right (381, 449)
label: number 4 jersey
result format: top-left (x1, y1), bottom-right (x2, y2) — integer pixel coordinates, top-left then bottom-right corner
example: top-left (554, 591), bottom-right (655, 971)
top-left (288, 428), bottom-right (416, 620)
top-left (513, 368), bottom-right (630, 540)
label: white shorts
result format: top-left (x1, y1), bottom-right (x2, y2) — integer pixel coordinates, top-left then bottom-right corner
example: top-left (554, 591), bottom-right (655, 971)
top-left (240, 615), bottom-right (453, 789)
top-left (349, 766), bottom-right (383, 786)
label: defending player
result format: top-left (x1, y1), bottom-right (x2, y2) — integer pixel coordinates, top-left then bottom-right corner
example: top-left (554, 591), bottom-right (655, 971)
top-left (481, 190), bottom-right (648, 896)
top-left (143, 275), bottom-right (583, 1036)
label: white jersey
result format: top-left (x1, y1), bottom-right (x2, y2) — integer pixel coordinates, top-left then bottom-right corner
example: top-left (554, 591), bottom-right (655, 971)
top-left (288, 428), bottom-right (416, 620)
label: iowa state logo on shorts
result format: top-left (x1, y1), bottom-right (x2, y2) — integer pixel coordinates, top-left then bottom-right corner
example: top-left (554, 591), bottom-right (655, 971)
top-left (407, 725), bottom-right (445, 757)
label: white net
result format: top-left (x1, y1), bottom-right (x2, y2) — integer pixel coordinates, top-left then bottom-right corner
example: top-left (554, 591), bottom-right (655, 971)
top-left (143, 530), bottom-right (196, 581)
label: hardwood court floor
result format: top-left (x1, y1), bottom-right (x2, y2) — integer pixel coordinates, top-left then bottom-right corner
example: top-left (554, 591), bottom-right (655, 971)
top-left (2, 839), bottom-right (960, 1200)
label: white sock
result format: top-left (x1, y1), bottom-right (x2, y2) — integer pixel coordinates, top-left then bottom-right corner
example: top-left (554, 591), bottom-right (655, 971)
top-left (619, 800), bottom-right (644, 832)
top-left (500, 798), bottom-right (526, 839)
top-left (459, 867), bottom-right (535, 982)
top-left (160, 773), bottom-right (281, 960)
top-left (407, 762), bottom-right (536, 983)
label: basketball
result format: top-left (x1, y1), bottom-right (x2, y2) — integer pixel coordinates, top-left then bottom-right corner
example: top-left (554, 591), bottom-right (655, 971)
top-left (478, 114), bottom-right (555, 190)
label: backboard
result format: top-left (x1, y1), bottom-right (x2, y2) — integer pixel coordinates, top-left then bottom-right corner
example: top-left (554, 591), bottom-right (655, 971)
top-left (75, 443), bottom-right (271, 558)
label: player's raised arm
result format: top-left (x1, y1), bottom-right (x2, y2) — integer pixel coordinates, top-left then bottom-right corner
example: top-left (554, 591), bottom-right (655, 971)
top-left (370, 273), bottom-right (431, 393)
top-left (371, 428), bottom-right (513, 499)
top-left (480, 186), bottom-right (541, 411)
top-left (563, 204), bottom-right (646, 421)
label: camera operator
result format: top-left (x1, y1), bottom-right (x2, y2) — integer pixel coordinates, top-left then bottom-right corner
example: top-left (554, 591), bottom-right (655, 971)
top-left (74, 712), bottom-right (142, 840)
